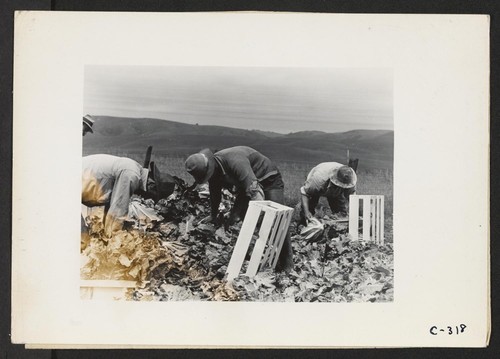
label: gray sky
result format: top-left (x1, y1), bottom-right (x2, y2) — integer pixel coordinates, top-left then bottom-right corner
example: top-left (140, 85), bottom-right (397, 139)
top-left (84, 66), bottom-right (393, 134)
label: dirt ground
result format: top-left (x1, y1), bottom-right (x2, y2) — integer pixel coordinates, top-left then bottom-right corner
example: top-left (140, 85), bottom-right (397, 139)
top-left (81, 179), bottom-right (394, 302)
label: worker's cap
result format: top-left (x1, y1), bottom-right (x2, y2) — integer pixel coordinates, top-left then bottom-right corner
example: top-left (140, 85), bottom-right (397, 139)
top-left (330, 165), bottom-right (357, 189)
top-left (147, 161), bottom-right (176, 201)
top-left (83, 115), bottom-right (94, 133)
top-left (185, 148), bottom-right (215, 184)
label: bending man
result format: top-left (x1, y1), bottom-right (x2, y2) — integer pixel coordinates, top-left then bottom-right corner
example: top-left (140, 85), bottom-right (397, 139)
top-left (300, 162), bottom-right (357, 224)
top-left (185, 146), bottom-right (293, 272)
top-left (82, 153), bottom-right (174, 237)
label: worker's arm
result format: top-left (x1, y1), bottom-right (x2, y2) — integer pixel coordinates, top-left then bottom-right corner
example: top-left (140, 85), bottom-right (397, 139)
top-left (328, 186), bottom-right (356, 217)
top-left (246, 181), bottom-right (265, 201)
top-left (104, 170), bottom-right (140, 237)
top-left (229, 157), bottom-right (264, 201)
top-left (300, 168), bottom-right (323, 222)
top-left (340, 186), bottom-right (357, 214)
top-left (207, 178), bottom-right (223, 223)
top-left (300, 188), bottom-right (314, 222)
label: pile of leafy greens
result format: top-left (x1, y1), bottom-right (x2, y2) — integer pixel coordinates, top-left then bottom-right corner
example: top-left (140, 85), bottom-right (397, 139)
top-left (81, 179), bottom-right (393, 302)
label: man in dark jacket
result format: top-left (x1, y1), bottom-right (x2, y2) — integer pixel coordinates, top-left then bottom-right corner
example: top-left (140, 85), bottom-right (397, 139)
top-left (185, 146), bottom-right (293, 272)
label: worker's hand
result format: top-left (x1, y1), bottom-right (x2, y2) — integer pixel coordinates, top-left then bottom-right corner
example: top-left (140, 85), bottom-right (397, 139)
top-left (198, 215), bottom-right (217, 225)
top-left (223, 211), bottom-right (245, 231)
top-left (226, 213), bottom-right (240, 227)
top-left (307, 216), bottom-right (321, 226)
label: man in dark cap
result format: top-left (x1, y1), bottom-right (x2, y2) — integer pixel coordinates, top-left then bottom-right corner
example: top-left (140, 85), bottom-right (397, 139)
top-left (185, 146), bottom-right (293, 272)
top-left (82, 151), bottom-right (175, 237)
top-left (82, 114), bottom-right (94, 136)
top-left (300, 162), bottom-right (357, 224)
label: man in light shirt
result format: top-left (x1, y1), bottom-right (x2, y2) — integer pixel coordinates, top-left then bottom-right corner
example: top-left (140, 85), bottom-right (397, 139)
top-left (82, 154), bottom-right (175, 237)
top-left (300, 162), bottom-right (357, 224)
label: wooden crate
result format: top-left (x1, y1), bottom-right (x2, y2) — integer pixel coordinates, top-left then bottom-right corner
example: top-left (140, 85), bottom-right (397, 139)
top-left (80, 280), bottom-right (137, 300)
top-left (226, 201), bottom-right (294, 281)
top-left (349, 195), bottom-right (385, 244)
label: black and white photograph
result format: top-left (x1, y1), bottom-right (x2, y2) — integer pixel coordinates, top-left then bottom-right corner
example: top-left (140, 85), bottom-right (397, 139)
top-left (11, 12), bottom-right (489, 348)
top-left (80, 66), bottom-right (394, 302)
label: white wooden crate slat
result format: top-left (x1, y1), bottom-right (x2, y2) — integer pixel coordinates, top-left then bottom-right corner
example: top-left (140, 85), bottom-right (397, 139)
top-left (226, 201), bottom-right (293, 281)
top-left (380, 196), bottom-right (385, 245)
top-left (376, 197), bottom-right (381, 244)
top-left (349, 195), bottom-right (385, 244)
top-left (260, 211), bottom-right (283, 268)
top-left (267, 211), bottom-right (286, 268)
top-left (362, 197), bottom-right (371, 242)
top-left (271, 209), bottom-right (293, 268)
top-left (371, 197), bottom-right (376, 242)
top-left (225, 204), bottom-right (263, 281)
top-left (245, 208), bottom-right (277, 277)
top-left (349, 196), bottom-right (359, 235)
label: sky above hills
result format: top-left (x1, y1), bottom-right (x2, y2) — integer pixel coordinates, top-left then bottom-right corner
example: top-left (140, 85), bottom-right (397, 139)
top-left (84, 66), bottom-right (393, 134)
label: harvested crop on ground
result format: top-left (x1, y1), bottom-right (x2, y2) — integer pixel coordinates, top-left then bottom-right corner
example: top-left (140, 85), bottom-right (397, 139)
top-left (81, 179), bottom-right (393, 302)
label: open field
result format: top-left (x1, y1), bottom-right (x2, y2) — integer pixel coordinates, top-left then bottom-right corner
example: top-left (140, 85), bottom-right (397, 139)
top-left (83, 116), bottom-right (394, 171)
top-left (81, 151), bottom-right (394, 301)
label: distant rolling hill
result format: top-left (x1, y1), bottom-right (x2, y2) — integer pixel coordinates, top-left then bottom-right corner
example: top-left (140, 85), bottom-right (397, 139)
top-left (83, 116), bottom-right (393, 170)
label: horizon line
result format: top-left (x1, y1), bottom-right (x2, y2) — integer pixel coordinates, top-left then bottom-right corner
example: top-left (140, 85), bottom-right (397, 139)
top-left (90, 114), bottom-right (394, 135)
